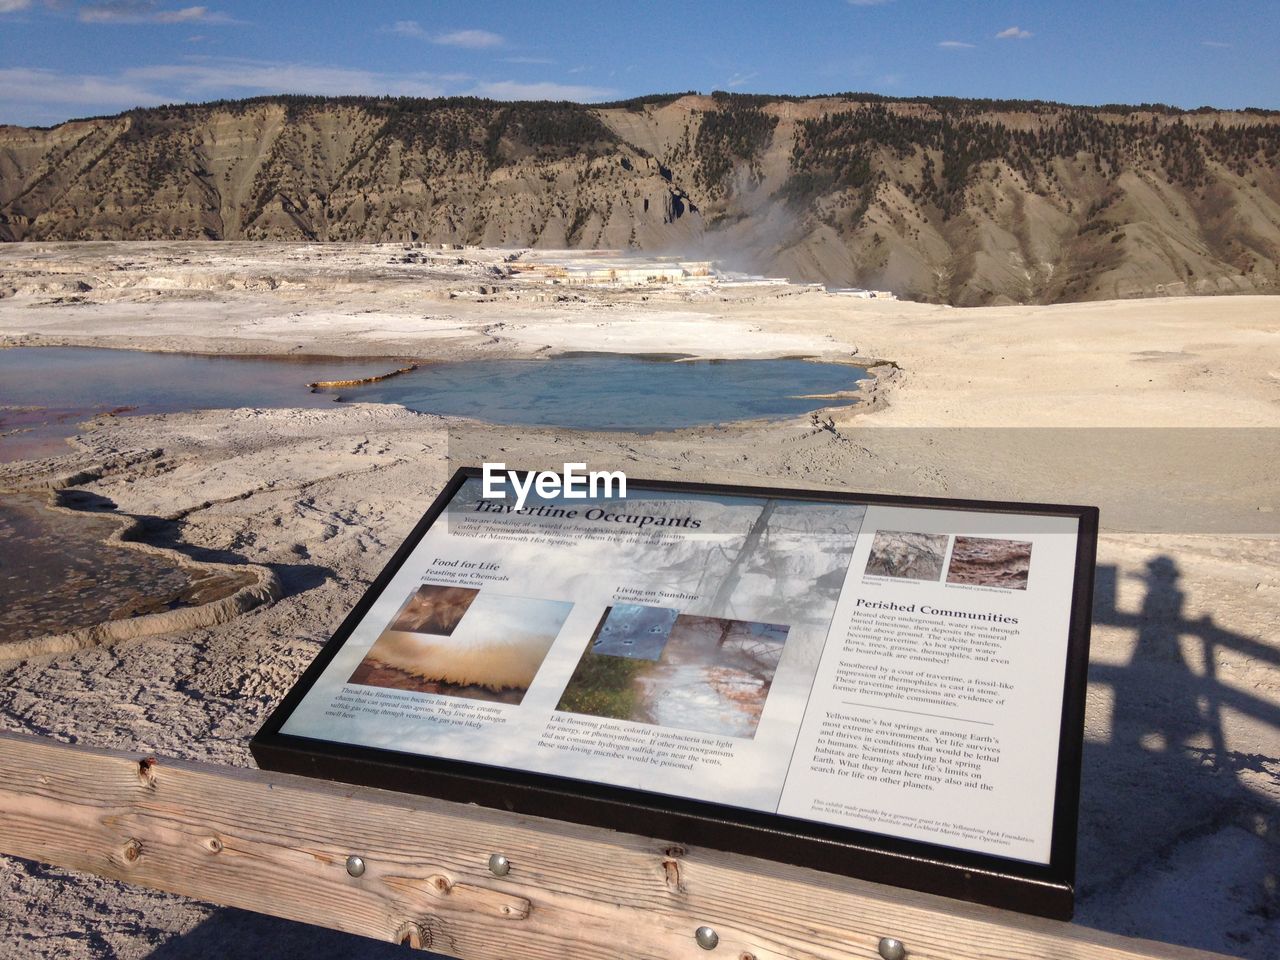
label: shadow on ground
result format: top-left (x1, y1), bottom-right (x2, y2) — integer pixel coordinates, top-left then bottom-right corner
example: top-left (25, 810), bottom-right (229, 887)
top-left (146, 908), bottom-right (444, 960)
top-left (1075, 558), bottom-right (1279, 956)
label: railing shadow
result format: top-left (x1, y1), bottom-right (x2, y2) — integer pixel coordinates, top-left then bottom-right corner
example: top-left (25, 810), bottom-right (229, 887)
top-left (1076, 557), bottom-right (1279, 957)
top-left (143, 905), bottom-right (431, 960)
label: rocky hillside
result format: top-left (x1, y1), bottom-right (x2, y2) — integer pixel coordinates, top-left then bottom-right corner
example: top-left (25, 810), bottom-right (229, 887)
top-left (3, 92), bottom-right (1279, 305)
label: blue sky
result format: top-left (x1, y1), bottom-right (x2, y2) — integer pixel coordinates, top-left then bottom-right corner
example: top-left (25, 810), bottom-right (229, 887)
top-left (1, 1), bottom-right (1276, 126)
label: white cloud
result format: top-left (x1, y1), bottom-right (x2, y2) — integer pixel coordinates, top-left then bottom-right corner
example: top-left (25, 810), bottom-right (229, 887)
top-left (0, 66), bottom-right (166, 123)
top-left (391, 19), bottom-right (427, 38)
top-left (78, 2), bottom-right (239, 24)
top-left (0, 60), bottom-right (446, 124)
top-left (502, 56), bottom-right (556, 65)
top-left (154, 6), bottom-right (208, 22)
top-left (725, 71), bottom-right (758, 89)
top-left (390, 23), bottom-right (505, 49)
top-left (938, 40), bottom-right (975, 49)
top-left (0, 0), bottom-right (33, 14)
top-left (126, 60), bottom-right (446, 98)
top-left (996, 26), bottom-right (1032, 40)
top-left (470, 80), bottom-right (616, 102)
top-left (847, 0), bottom-right (892, 5)
top-left (433, 29), bottom-right (504, 49)
top-left (0, 60), bottom-right (623, 125)
top-left (1201, 40), bottom-right (1231, 48)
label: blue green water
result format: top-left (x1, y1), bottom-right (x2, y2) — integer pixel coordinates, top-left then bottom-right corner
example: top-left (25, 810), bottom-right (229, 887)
top-left (311, 354), bottom-right (867, 429)
top-left (0, 347), bottom-right (868, 460)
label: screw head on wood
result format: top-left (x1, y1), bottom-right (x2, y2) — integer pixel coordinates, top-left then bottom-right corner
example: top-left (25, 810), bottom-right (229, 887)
top-left (488, 853), bottom-right (511, 876)
top-left (695, 926), bottom-right (719, 950)
top-left (345, 855), bottom-right (366, 878)
top-left (878, 937), bottom-right (906, 960)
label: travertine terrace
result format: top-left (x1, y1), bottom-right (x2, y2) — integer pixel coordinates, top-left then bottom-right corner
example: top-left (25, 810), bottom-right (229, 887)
top-left (0, 242), bottom-right (1277, 958)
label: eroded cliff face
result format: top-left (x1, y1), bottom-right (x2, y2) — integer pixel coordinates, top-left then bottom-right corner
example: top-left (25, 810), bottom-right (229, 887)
top-left (3, 93), bottom-right (1278, 305)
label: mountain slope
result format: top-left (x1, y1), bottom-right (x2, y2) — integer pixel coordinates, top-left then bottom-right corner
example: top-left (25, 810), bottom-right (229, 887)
top-left (2, 92), bottom-right (1278, 305)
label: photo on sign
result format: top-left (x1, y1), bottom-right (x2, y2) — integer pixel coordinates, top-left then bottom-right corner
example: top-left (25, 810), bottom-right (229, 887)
top-left (557, 606), bottom-right (789, 738)
top-left (946, 536), bottom-right (1033, 589)
top-left (349, 589), bottom-right (573, 704)
top-left (864, 530), bottom-right (949, 581)
top-left (590, 602), bottom-right (679, 659)
top-left (387, 583), bottom-right (479, 635)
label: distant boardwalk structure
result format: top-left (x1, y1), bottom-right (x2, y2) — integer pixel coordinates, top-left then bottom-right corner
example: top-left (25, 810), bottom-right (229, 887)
top-left (510, 251), bottom-right (809, 290)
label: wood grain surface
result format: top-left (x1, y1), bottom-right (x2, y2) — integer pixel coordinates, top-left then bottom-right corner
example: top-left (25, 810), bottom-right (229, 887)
top-left (0, 732), bottom-right (1225, 960)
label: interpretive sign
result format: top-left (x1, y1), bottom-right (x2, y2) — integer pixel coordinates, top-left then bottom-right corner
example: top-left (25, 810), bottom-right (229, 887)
top-left (252, 467), bottom-right (1097, 919)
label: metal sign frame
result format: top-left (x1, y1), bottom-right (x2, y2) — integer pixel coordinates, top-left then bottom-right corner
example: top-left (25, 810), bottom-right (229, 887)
top-left (253, 466), bottom-right (1098, 919)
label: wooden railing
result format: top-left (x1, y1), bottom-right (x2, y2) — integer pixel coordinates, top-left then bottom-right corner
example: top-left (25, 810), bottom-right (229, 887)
top-left (0, 732), bottom-right (1224, 960)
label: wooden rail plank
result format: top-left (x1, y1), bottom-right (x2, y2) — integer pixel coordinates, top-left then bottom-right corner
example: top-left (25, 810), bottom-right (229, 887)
top-left (0, 732), bottom-right (1222, 960)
